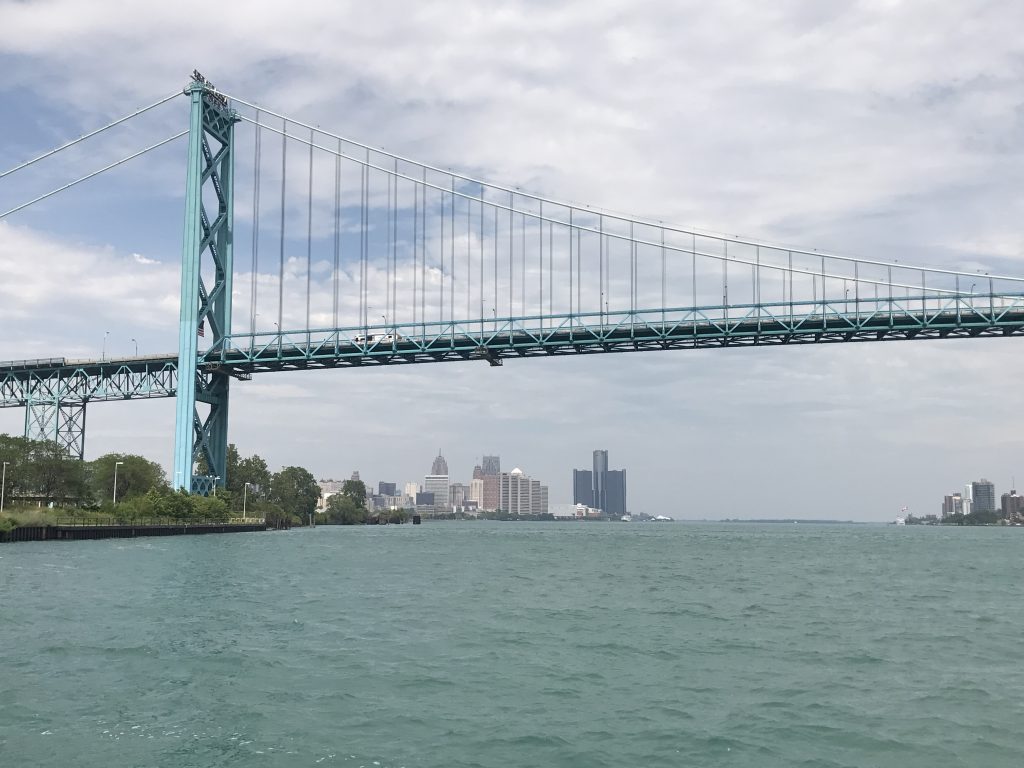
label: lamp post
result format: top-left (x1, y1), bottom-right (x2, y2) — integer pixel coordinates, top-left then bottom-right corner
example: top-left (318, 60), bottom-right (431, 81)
top-left (214, 476), bottom-right (221, 497)
top-left (243, 482), bottom-right (251, 518)
top-left (1, 461), bottom-right (9, 514)
top-left (130, 338), bottom-right (138, 356)
top-left (113, 461), bottom-right (124, 504)
top-left (102, 330), bottom-right (110, 361)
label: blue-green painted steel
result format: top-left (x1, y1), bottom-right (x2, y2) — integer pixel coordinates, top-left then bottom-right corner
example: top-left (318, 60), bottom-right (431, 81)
top-left (173, 77), bottom-right (237, 493)
top-left (4, 296), bottom-right (1024, 420)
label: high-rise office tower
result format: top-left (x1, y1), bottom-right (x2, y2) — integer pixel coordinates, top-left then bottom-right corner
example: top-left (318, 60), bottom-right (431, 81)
top-left (431, 451), bottom-right (449, 476)
top-left (573, 450), bottom-right (627, 516)
top-left (972, 479), bottom-right (996, 514)
top-left (424, 475), bottom-right (449, 514)
top-left (573, 469), bottom-right (594, 506)
top-left (606, 469), bottom-right (627, 516)
top-left (482, 455), bottom-right (501, 476)
top-left (472, 464), bottom-right (484, 480)
top-left (593, 450), bottom-right (609, 511)
top-left (378, 481), bottom-right (397, 497)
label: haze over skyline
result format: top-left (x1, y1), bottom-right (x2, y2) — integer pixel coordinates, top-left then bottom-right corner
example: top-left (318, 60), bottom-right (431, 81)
top-left (3, 1), bottom-right (1024, 521)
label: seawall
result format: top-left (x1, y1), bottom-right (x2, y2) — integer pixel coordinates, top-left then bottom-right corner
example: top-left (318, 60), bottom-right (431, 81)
top-left (0, 522), bottom-right (267, 543)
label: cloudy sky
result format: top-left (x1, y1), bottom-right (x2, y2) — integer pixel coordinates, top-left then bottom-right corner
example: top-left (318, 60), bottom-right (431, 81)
top-left (2, 0), bottom-right (1024, 521)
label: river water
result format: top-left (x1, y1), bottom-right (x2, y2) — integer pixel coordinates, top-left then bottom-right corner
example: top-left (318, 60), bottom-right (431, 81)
top-left (1, 522), bottom-right (1022, 767)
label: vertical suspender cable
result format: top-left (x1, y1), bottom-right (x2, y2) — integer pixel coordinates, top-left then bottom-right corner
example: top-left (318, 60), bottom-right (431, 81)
top-left (508, 192), bottom-right (514, 322)
top-left (479, 189), bottom-right (484, 329)
top-left (250, 109), bottom-right (261, 338)
top-left (521, 204), bottom-right (526, 318)
top-left (386, 168), bottom-right (392, 325)
top-left (393, 159), bottom-right (399, 326)
top-left (539, 201), bottom-right (544, 327)
top-left (333, 139), bottom-right (341, 330)
top-left (278, 119), bottom-right (287, 343)
top-left (440, 186), bottom-right (445, 323)
top-left (306, 128), bottom-right (313, 334)
top-left (413, 178), bottom-right (419, 328)
top-left (421, 169), bottom-right (427, 333)
top-left (450, 175), bottom-right (456, 329)
top-left (569, 209), bottom-right (573, 321)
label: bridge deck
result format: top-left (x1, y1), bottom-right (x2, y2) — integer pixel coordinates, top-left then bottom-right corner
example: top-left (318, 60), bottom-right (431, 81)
top-left (3, 305), bottom-right (1023, 407)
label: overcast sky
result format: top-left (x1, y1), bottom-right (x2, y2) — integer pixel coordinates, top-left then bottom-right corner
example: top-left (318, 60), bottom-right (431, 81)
top-left (2, 0), bottom-right (1024, 521)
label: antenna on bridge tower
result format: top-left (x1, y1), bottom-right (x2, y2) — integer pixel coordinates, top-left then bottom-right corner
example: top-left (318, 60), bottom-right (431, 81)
top-left (173, 71), bottom-right (239, 495)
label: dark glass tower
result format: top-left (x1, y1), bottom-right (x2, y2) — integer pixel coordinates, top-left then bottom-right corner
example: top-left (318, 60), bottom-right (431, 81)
top-left (573, 469), bottom-right (594, 506)
top-left (593, 450), bottom-right (609, 512)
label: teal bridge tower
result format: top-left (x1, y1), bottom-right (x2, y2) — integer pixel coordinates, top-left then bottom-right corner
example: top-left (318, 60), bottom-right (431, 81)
top-left (174, 73), bottom-right (239, 495)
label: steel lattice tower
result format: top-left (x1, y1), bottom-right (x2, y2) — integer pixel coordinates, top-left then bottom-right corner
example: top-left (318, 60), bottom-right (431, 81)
top-left (173, 73), bottom-right (238, 494)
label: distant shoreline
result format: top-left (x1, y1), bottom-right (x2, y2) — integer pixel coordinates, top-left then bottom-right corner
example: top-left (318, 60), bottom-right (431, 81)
top-left (718, 519), bottom-right (861, 524)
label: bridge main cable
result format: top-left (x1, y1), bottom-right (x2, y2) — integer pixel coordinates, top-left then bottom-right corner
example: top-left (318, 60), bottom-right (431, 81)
top-left (0, 132), bottom-right (188, 220)
top-left (0, 92), bottom-right (182, 181)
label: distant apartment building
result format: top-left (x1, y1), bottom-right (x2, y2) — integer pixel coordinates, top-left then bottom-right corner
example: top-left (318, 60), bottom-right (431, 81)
top-left (469, 477), bottom-right (484, 505)
top-left (498, 468), bottom-right (549, 515)
top-left (1000, 490), bottom-right (1022, 518)
top-left (318, 478), bottom-right (346, 510)
top-left (481, 474), bottom-right (501, 511)
top-left (449, 483), bottom-right (468, 509)
top-left (941, 493), bottom-right (963, 519)
top-left (972, 479), bottom-right (996, 514)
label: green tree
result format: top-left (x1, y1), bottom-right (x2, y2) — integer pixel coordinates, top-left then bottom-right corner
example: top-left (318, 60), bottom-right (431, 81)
top-left (0, 434), bottom-right (35, 501)
top-left (270, 466), bottom-right (319, 518)
top-left (341, 478), bottom-right (367, 506)
top-left (28, 440), bottom-right (87, 505)
top-left (231, 453), bottom-right (273, 509)
top-left (325, 491), bottom-right (367, 524)
top-left (88, 453), bottom-right (166, 505)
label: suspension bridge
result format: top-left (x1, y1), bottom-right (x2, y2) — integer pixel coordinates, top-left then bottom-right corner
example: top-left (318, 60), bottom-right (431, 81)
top-left (2, 71), bottom-right (1023, 494)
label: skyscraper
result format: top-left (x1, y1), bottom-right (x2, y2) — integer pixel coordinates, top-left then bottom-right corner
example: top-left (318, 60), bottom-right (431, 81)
top-left (573, 450), bottom-right (627, 516)
top-left (482, 455), bottom-right (500, 476)
top-left (431, 451), bottom-right (449, 476)
top-left (606, 469), bottom-right (627, 516)
top-left (424, 475), bottom-right (449, 515)
top-left (972, 479), bottom-right (996, 514)
top-left (593, 450), bottom-right (609, 511)
top-left (573, 469), bottom-right (594, 507)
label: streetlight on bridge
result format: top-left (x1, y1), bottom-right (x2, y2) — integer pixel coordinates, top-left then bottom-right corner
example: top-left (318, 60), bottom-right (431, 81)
top-left (102, 330), bottom-right (110, 361)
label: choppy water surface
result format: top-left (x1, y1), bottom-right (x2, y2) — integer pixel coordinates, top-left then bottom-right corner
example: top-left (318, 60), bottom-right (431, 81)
top-left (2, 522), bottom-right (1023, 767)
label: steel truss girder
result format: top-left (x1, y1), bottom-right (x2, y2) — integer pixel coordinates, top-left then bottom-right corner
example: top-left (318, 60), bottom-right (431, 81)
top-left (25, 399), bottom-right (86, 460)
top-left (200, 296), bottom-right (1024, 372)
top-left (174, 78), bottom-right (237, 494)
